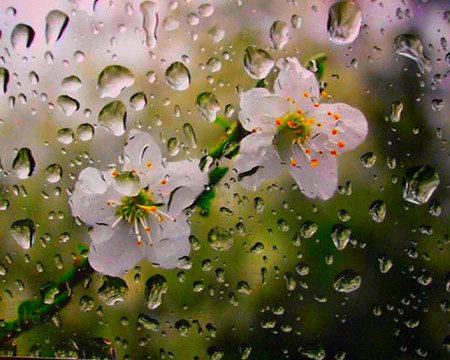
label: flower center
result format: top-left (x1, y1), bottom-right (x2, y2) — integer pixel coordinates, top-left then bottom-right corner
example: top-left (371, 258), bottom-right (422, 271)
top-left (117, 190), bottom-right (161, 224)
top-left (275, 109), bottom-right (315, 145)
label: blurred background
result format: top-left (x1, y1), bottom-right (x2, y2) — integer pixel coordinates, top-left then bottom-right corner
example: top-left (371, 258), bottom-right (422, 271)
top-left (0, 0), bottom-right (448, 358)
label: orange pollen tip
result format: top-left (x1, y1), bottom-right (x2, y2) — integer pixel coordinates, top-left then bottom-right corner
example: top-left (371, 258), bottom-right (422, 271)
top-left (106, 201), bottom-right (111, 206)
top-left (150, 206), bottom-right (157, 212)
top-left (307, 118), bottom-right (315, 124)
top-left (291, 100), bottom-right (297, 105)
top-left (290, 157), bottom-right (297, 167)
top-left (145, 226), bottom-right (151, 232)
top-left (286, 96), bottom-right (291, 102)
top-left (251, 128), bottom-right (257, 133)
top-left (137, 240), bottom-right (142, 246)
top-left (131, 169), bottom-right (136, 174)
top-left (296, 109), bottom-right (303, 115)
top-left (146, 162), bottom-right (152, 168)
top-left (333, 113), bottom-right (341, 120)
top-left (112, 170), bottom-right (118, 177)
top-left (321, 91), bottom-right (328, 98)
top-left (337, 141), bottom-right (345, 148)
top-left (161, 179), bottom-right (168, 184)
top-left (332, 128), bottom-right (338, 135)
top-left (303, 91), bottom-right (309, 98)
top-left (330, 149), bottom-right (337, 155)
top-left (318, 150), bottom-right (324, 155)
top-left (317, 123), bottom-right (322, 127)
top-left (310, 159), bottom-right (319, 167)
top-left (287, 120), bottom-right (295, 128)
top-left (305, 148), bottom-right (311, 154)
top-left (275, 118), bottom-right (282, 126)
top-left (327, 111), bottom-right (332, 116)
top-left (314, 103), bottom-right (320, 108)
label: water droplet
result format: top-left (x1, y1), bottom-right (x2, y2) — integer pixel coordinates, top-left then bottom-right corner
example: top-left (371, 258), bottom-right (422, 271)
top-left (239, 344), bottom-right (252, 359)
top-left (243, 46), bottom-right (274, 79)
top-left (360, 152), bottom-right (376, 168)
top-left (291, 14), bottom-right (302, 29)
top-left (196, 92), bottom-right (220, 122)
top-left (45, 163), bottom-right (62, 183)
top-left (270, 20), bottom-right (289, 50)
top-left (45, 10), bottom-right (69, 45)
top-left (98, 276), bottom-right (129, 306)
top-left (183, 123), bottom-right (197, 148)
top-left (165, 62), bottom-right (190, 91)
top-left (10, 219), bottom-right (35, 249)
top-left (208, 25), bottom-right (225, 43)
top-left (61, 75), bottom-right (82, 92)
top-left (97, 65), bottom-right (135, 98)
top-left (77, 123), bottom-right (95, 141)
top-left (208, 226), bottom-right (234, 251)
top-left (167, 137), bottom-right (180, 156)
top-left (140, 1), bottom-right (159, 48)
top-left (11, 24), bottom-right (35, 51)
top-left (300, 221), bottom-right (318, 238)
top-left (403, 165), bottom-right (440, 205)
top-left (130, 92), bottom-right (147, 111)
top-left (327, 0), bottom-right (361, 45)
top-left (162, 16), bottom-right (180, 31)
top-left (57, 95), bottom-right (79, 116)
top-left (12, 148), bottom-right (35, 179)
top-left (198, 3), bottom-right (214, 17)
top-left (331, 224), bottom-right (351, 250)
top-left (138, 314), bottom-right (160, 331)
top-left (0, 67), bottom-right (10, 95)
top-left (394, 34), bottom-right (432, 74)
top-left (333, 269), bottom-right (361, 293)
top-left (389, 101), bottom-right (403, 122)
top-left (431, 99), bottom-right (444, 112)
top-left (175, 319), bottom-right (191, 336)
top-left (369, 200), bottom-right (386, 223)
top-left (98, 100), bottom-right (127, 136)
top-left (378, 254), bottom-right (393, 273)
top-left (145, 274), bottom-right (168, 310)
top-left (206, 57), bottom-right (222, 73)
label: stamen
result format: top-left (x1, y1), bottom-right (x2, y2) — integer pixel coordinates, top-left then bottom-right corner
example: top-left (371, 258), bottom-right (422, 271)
top-left (290, 157), bottom-right (297, 167)
top-left (333, 113), bottom-right (341, 120)
top-left (275, 118), bottom-right (282, 126)
top-left (313, 102), bottom-right (320, 108)
top-left (111, 216), bottom-right (122, 228)
top-left (310, 159), bottom-right (319, 167)
top-left (291, 99), bottom-right (297, 105)
top-left (305, 148), bottom-right (311, 154)
top-left (156, 208), bottom-right (176, 222)
top-left (330, 149), bottom-right (338, 155)
top-left (303, 91), bottom-right (309, 98)
top-left (112, 169), bottom-right (118, 177)
top-left (139, 217), bottom-right (153, 246)
top-left (296, 108), bottom-right (303, 115)
top-left (134, 218), bottom-right (142, 246)
top-left (337, 141), bottom-right (345, 148)
top-left (331, 128), bottom-right (338, 135)
top-left (161, 179), bottom-right (168, 185)
top-left (286, 96), bottom-right (291, 102)
top-left (327, 111), bottom-right (332, 116)
top-left (321, 91), bottom-right (328, 98)
top-left (146, 162), bottom-right (152, 168)
top-left (287, 120), bottom-right (295, 128)
top-left (307, 118), bottom-right (315, 125)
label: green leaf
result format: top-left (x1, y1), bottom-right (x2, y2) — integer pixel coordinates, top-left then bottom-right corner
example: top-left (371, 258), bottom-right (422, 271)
top-left (305, 52), bottom-right (327, 80)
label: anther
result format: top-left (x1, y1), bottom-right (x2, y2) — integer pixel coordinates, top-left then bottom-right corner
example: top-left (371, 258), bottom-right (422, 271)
top-left (314, 102), bottom-right (320, 108)
top-left (332, 128), bottom-right (338, 135)
top-left (337, 141), bottom-right (345, 148)
top-left (290, 157), bottom-right (297, 167)
top-left (161, 179), bottom-right (168, 185)
top-left (333, 113), bottom-right (341, 120)
top-left (310, 159), bottom-right (319, 167)
top-left (303, 91), bottom-right (309, 98)
top-left (330, 149), bottom-right (337, 155)
top-left (321, 91), bottom-right (328, 98)
top-left (146, 162), bottom-right (152, 168)
top-left (112, 169), bottom-right (118, 177)
top-left (275, 118), bottom-right (282, 126)
top-left (296, 109), bottom-right (303, 115)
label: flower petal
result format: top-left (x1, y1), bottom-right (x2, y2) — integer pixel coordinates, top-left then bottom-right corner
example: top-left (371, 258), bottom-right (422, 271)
top-left (289, 144), bottom-right (338, 200)
top-left (77, 167), bottom-right (109, 194)
top-left (69, 170), bottom-right (119, 225)
top-left (234, 133), bottom-right (282, 190)
top-left (239, 88), bottom-right (288, 133)
top-left (122, 129), bottom-right (164, 176)
top-left (167, 186), bottom-right (197, 216)
top-left (153, 158), bottom-right (208, 201)
top-left (312, 103), bottom-right (368, 154)
top-left (145, 213), bottom-right (191, 268)
top-left (90, 223), bottom-right (115, 243)
top-left (274, 57), bottom-right (320, 111)
top-left (88, 224), bottom-right (144, 277)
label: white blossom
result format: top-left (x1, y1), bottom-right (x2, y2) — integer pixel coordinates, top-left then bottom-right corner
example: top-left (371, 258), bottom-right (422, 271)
top-left (235, 57), bottom-right (368, 200)
top-left (70, 130), bottom-right (208, 276)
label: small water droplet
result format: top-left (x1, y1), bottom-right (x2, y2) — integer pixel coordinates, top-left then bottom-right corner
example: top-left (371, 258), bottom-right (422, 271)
top-left (45, 163), bottom-right (62, 183)
top-left (45, 10), bottom-right (69, 45)
top-left (0, 68), bottom-right (10, 95)
top-left (165, 62), bottom-right (190, 91)
top-left (196, 92), bottom-right (220, 122)
top-left (12, 148), bottom-right (35, 179)
top-left (389, 101), bottom-right (404, 123)
top-left (331, 224), bottom-right (351, 250)
top-left (394, 34), bottom-right (432, 74)
top-left (140, 1), bottom-right (159, 48)
top-left (57, 95), bottom-right (79, 116)
top-left (403, 165), bottom-right (439, 205)
top-left (167, 137), bottom-right (180, 156)
top-left (327, 0), bottom-right (361, 45)
top-left (97, 65), bottom-right (135, 98)
top-left (145, 274), bottom-right (168, 310)
top-left (270, 20), bottom-right (289, 50)
top-left (208, 226), bottom-right (234, 251)
top-left (369, 200), bottom-right (387, 223)
top-left (10, 218), bottom-right (35, 249)
top-left (11, 23), bottom-right (35, 51)
top-left (243, 46), bottom-right (274, 79)
top-left (183, 123), bottom-right (197, 148)
top-left (98, 276), bottom-right (129, 306)
top-left (98, 100), bottom-right (127, 136)
top-left (333, 269), bottom-right (361, 293)
top-left (77, 123), bottom-right (95, 141)
top-left (61, 75), bottom-right (82, 92)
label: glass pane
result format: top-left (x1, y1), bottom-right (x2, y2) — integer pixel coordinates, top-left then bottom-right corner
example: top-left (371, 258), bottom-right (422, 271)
top-left (0, 0), bottom-right (448, 359)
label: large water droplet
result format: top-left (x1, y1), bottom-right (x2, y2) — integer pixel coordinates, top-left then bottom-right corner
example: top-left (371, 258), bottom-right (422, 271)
top-left (403, 165), bottom-right (440, 205)
top-left (10, 219), bottom-right (35, 249)
top-left (165, 62), bottom-right (190, 91)
top-left (369, 200), bottom-right (387, 223)
top-left (61, 75), bottom-right (82, 92)
top-left (331, 224), bottom-right (351, 250)
top-left (98, 100), bottom-right (127, 136)
top-left (97, 65), bottom-right (135, 98)
top-left (327, 1), bottom-right (362, 45)
top-left (243, 46), bottom-right (274, 79)
top-left (394, 34), bottom-right (432, 74)
top-left (140, 1), bottom-right (159, 49)
top-left (57, 95), bottom-right (80, 116)
top-left (208, 226), bottom-right (234, 251)
top-left (270, 20), bottom-right (289, 50)
top-left (145, 274), bottom-right (168, 310)
top-left (98, 276), bottom-right (128, 306)
top-left (196, 92), bottom-right (220, 122)
top-left (12, 148), bottom-right (35, 179)
top-left (333, 269), bottom-right (361, 293)
top-left (0, 68), bottom-right (10, 95)
top-left (45, 10), bottom-right (69, 45)
top-left (45, 163), bottom-right (62, 183)
top-left (11, 24), bottom-right (35, 51)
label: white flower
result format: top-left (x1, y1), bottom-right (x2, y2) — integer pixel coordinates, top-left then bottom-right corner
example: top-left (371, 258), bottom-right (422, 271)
top-left (235, 57), bottom-right (368, 200)
top-left (69, 130), bottom-right (208, 277)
